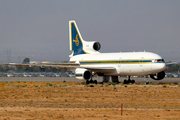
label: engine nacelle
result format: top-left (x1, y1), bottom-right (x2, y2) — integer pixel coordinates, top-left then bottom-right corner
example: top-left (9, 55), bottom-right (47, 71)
top-left (83, 41), bottom-right (101, 53)
top-left (150, 71), bottom-right (165, 80)
top-left (75, 68), bottom-right (91, 80)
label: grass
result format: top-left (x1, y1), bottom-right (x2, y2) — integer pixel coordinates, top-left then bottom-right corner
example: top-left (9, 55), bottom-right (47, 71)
top-left (2, 81), bottom-right (8, 84)
top-left (163, 85), bottom-right (167, 88)
top-left (14, 84), bottom-right (19, 88)
top-left (52, 84), bottom-right (57, 87)
top-left (33, 84), bottom-right (39, 87)
top-left (46, 82), bottom-right (53, 86)
top-left (22, 84), bottom-right (28, 87)
top-left (108, 83), bottom-right (111, 86)
top-left (111, 83), bottom-right (116, 87)
top-left (62, 85), bottom-right (67, 87)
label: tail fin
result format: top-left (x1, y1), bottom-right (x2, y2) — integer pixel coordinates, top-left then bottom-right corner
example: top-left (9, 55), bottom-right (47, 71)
top-left (69, 20), bottom-right (101, 57)
top-left (69, 20), bottom-right (87, 56)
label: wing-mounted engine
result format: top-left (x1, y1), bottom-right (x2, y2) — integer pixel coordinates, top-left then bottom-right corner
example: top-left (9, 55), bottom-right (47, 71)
top-left (83, 41), bottom-right (101, 54)
top-left (75, 68), bottom-right (92, 80)
top-left (150, 71), bottom-right (165, 80)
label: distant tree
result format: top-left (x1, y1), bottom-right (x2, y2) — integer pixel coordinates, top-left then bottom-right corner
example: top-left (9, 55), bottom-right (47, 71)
top-left (23, 58), bottom-right (30, 64)
top-left (165, 64), bottom-right (180, 73)
top-left (16, 58), bottom-right (30, 72)
top-left (0, 64), bottom-right (10, 72)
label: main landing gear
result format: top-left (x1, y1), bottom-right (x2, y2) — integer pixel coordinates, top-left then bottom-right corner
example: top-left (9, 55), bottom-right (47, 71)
top-left (86, 72), bottom-right (98, 84)
top-left (86, 79), bottom-right (97, 84)
top-left (123, 76), bottom-right (135, 84)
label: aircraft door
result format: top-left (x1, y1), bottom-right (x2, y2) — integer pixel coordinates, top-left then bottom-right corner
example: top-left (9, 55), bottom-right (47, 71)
top-left (118, 57), bottom-right (121, 67)
top-left (139, 57), bottom-right (144, 66)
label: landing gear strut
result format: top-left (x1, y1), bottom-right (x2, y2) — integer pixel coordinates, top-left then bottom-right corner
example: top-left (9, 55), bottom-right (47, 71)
top-left (123, 76), bottom-right (135, 84)
top-left (144, 76), bottom-right (149, 84)
top-left (86, 73), bottom-right (97, 84)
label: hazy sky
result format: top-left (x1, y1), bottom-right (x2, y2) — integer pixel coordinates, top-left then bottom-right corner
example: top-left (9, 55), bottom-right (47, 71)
top-left (0, 0), bottom-right (180, 63)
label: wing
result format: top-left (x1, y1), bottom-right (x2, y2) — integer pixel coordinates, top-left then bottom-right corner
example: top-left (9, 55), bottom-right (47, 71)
top-left (5, 63), bottom-right (115, 72)
top-left (5, 63), bottom-right (80, 69)
top-left (38, 63), bottom-right (80, 66)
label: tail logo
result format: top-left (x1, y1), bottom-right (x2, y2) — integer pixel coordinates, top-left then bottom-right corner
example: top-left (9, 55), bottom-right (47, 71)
top-left (73, 34), bottom-right (79, 46)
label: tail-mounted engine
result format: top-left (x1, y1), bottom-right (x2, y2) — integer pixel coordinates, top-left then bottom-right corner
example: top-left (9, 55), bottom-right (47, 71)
top-left (75, 68), bottom-right (91, 80)
top-left (83, 41), bottom-right (101, 53)
top-left (69, 20), bottom-right (101, 56)
top-left (150, 71), bottom-right (165, 80)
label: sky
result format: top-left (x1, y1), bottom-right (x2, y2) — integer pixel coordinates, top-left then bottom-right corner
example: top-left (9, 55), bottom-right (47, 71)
top-left (0, 0), bottom-right (180, 63)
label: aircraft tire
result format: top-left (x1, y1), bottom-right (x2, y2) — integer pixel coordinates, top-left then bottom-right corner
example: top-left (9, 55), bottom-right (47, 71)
top-left (131, 80), bottom-right (135, 84)
top-left (86, 80), bottom-right (89, 84)
top-left (94, 80), bottom-right (97, 84)
top-left (128, 80), bottom-right (131, 84)
top-left (90, 80), bottom-right (93, 83)
top-left (123, 80), bottom-right (127, 84)
top-left (145, 81), bottom-right (149, 84)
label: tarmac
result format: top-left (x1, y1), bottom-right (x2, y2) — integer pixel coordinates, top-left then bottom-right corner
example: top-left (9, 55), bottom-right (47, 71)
top-left (0, 77), bottom-right (180, 83)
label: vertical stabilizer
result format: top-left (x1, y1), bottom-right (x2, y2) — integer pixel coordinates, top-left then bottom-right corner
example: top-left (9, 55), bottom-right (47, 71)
top-left (69, 20), bottom-right (86, 56)
top-left (69, 20), bottom-right (101, 57)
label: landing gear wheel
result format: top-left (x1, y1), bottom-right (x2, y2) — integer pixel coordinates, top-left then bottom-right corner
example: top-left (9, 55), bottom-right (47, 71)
top-left (123, 76), bottom-right (136, 84)
top-left (86, 80), bottom-right (89, 84)
top-left (94, 80), bottom-right (97, 84)
top-left (90, 79), bottom-right (93, 83)
top-left (131, 80), bottom-right (135, 84)
top-left (145, 81), bottom-right (149, 84)
top-left (123, 80), bottom-right (127, 84)
top-left (86, 79), bottom-right (97, 84)
top-left (128, 79), bottom-right (131, 84)
top-left (143, 76), bottom-right (150, 85)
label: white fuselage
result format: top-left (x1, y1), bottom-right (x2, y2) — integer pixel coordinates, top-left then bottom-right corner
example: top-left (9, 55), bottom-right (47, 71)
top-left (70, 52), bottom-right (166, 76)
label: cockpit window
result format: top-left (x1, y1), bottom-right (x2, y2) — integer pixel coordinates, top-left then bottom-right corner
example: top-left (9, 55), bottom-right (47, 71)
top-left (152, 59), bottom-right (165, 63)
top-left (157, 59), bottom-right (165, 63)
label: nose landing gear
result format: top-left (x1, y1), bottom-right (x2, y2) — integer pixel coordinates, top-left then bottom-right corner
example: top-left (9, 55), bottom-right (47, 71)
top-left (144, 76), bottom-right (149, 84)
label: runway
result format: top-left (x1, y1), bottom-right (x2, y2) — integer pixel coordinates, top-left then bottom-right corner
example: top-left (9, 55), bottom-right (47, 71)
top-left (0, 77), bottom-right (180, 83)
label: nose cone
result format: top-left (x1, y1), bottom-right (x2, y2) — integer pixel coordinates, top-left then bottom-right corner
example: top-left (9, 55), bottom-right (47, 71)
top-left (152, 63), bottom-right (166, 73)
top-left (160, 63), bottom-right (166, 71)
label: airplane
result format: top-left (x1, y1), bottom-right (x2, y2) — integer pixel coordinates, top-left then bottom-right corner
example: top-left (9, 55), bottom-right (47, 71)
top-left (5, 20), bottom-right (166, 84)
